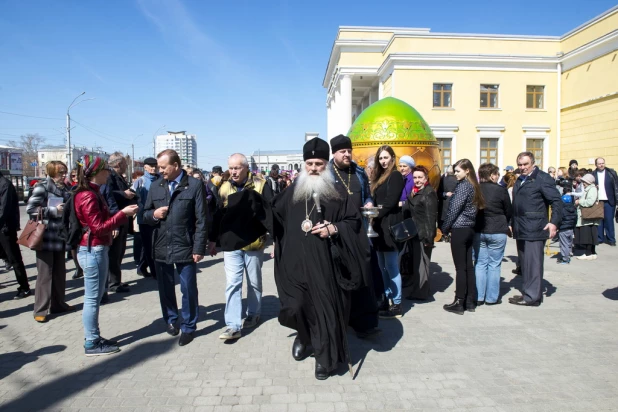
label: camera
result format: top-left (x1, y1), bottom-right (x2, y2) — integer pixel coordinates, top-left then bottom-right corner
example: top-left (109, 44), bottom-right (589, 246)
top-left (556, 177), bottom-right (573, 193)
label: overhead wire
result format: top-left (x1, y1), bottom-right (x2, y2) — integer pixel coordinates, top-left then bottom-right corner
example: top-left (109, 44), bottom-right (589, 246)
top-left (0, 110), bottom-right (63, 120)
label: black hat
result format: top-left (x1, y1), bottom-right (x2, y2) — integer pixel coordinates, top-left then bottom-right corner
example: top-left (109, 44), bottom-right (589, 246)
top-left (569, 159), bottom-right (578, 167)
top-left (303, 138), bottom-right (330, 161)
top-left (143, 157), bottom-right (158, 166)
top-left (212, 165), bottom-right (223, 174)
top-left (330, 134), bottom-right (352, 154)
top-left (271, 164), bottom-right (280, 171)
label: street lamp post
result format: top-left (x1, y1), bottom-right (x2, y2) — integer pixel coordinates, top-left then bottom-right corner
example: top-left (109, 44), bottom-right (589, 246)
top-left (66, 92), bottom-right (95, 173)
top-left (152, 125), bottom-right (166, 157)
top-left (131, 133), bottom-right (144, 181)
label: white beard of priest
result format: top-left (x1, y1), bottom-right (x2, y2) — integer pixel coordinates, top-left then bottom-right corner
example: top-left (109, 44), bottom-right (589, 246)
top-left (270, 137), bottom-right (371, 381)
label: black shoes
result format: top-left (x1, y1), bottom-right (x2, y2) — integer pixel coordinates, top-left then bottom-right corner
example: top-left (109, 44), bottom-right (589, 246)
top-left (110, 283), bottom-right (130, 293)
top-left (486, 299), bottom-right (502, 305)
top-left (465, 299), bottom-right (477, 313)
top-left (14, 288), bottom-right (32, 300)
top-left (315, 361), bottom-right (329, 380)
top-left (178, 332), bottom-right (194, 346)
top-left (508, 295), bottom-right (541, 306)
top-left (167, 324), bottom-right (180, 336)
top-left (72, 269), bottom-right (83, 280)
top-left (100, 293), bottom-right (109, 305)
top-left (379, 304), bottom-right (403, 319)
top-left (356, 327), bottom-right (381, 339)
top-left (292, 336), bottom-right (313, 361)
top-left (512, 267), bottom-right (521, 276)
top-left (443, 298), bottom-right (465, 315)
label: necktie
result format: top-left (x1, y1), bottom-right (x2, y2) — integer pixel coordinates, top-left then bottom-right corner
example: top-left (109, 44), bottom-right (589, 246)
top-left (170, 181), bottom-right (177, 194)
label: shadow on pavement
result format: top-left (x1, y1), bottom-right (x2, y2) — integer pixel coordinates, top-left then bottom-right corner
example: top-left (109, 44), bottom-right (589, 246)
top-left (0, 339), bottom-right (177, 411)
top-left (0, 345), bottom-right (66, 381)
top-left (602, 286), bottom-right (618, 300)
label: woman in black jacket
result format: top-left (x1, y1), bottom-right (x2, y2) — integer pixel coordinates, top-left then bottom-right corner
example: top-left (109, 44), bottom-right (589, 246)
top-left (370, 145), bottom-right (405, 319)
top-left (473, 163), bottom-right (512, 305)
top-left (402, 165), bottom-right (438, 300)
top-left (441, 159), bottom-right (484, 315)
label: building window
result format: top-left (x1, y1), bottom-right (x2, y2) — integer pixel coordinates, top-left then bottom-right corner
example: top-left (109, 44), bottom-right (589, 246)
top-left (480, 84), bottom-right (499, 108)
top-left (480, 138), bottom-right (499, 164)
top-left (433, 84), bottom-right (452, 108)
top-left (526, 86), bottom-right (544, 109)
top-left (437, 138), bottom-right (452, 171)
top-left (527, 139), bottom-right (544, 170)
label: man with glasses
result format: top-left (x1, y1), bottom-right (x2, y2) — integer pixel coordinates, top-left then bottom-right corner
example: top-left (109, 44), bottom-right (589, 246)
top-left (208, 154), bottom-right (273, 341)
top-left (509, 152), bottom-right (562, 307)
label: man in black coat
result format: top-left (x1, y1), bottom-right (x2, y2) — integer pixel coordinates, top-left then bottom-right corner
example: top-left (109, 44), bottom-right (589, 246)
top-left (592, 157), bottom-right (618, 246)
top-left (0, 170), bottom-right (31, 298)
top-left (143, 149), bottom-right (208, 346)
top-left (101, 152), bottom-right (136, 293)
top-left (510, 152), bottom-right (562, 307)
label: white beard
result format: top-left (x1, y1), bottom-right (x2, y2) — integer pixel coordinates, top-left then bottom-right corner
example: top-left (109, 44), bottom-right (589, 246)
top-left (292, 164), bottom-right (341, 204)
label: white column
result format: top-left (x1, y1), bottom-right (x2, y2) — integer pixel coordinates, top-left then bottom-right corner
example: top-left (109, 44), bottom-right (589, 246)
top-left (369, 87), bottom-right (378, 105)
top-left (340, 74), bottom-right (353, 135)
top-left (327, 99), bottom-right (333, 142)
top-left (332, 84), bottom-right (341, 141)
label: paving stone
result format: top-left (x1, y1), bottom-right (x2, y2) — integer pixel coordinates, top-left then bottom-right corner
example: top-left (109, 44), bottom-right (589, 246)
top-left (1, 209), bottom-right (617, 411)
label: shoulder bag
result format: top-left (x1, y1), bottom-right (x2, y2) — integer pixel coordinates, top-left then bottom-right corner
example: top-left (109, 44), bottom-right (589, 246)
top-left (384, 173), bottom-right (418, 243)
top-left (580, 188), bottom-right (604, 220)
top-left (17, 208), bottom-right (46, 250)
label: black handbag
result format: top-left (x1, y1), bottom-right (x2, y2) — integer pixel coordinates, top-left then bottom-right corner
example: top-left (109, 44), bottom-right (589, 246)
top-left (389, 218), bottom-right (418, 243)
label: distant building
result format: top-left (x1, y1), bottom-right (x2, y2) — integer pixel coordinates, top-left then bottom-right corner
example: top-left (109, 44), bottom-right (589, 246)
top-left (37, 146), bottom-right (109, 176)
top-left (155, 131), bottom-right (197, 168)
top-left (246, 150), bottom-right (304, 173)
top-left (0, 145), bottom-right (23, 177)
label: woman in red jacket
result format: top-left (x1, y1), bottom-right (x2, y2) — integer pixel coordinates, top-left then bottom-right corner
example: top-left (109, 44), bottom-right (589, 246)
top-left (74, 156), bottom-right (138, 356)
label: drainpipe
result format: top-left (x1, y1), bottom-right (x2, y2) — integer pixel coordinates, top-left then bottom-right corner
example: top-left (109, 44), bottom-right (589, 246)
top-left (556, 62), bottom-right (562, 167)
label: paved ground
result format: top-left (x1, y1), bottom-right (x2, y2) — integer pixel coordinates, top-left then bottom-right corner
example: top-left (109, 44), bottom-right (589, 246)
top-left (1, 205), bottom-right (617, 412)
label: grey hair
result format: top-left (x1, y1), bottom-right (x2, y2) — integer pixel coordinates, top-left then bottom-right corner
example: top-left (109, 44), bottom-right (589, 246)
top-left (108, 151), bottom-right (125, 167)
top-left (445, 165), bottom-right (454, 175)
top-left (366, 159), bottom-right (375, 168)
top-left (517, 151), bottom-right (535, 165)
top-left (228, 153), bottom-right (249, 168)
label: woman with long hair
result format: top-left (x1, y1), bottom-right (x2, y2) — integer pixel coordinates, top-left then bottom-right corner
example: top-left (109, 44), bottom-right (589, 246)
top-left (401, 165), bottom-right (438, 300)
top-left (26, 161), bottom-right (73, 323)
top-left (473, 163), bottom-right (512, 306)
top-left (74, 156), bottom-right (138, 356)
top-left (441, 159), bottom-right (484, 315)
top-left (370, 145), bottom-right (405, 319)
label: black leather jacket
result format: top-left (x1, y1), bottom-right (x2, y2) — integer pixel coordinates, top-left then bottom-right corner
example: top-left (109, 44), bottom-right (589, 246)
top-left (403, 184), bottom-right (438, 245)
top-left (143, 172), bottom-right (208, 264)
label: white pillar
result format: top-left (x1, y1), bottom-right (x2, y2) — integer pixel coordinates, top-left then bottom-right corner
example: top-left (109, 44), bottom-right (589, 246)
top-left (369, 87), bottom-right (378, 105)
top-left (327, 100), bottom-right (333, 142)
top-left (333, 82), bottom-right (342, 138)
top-left (340, 75), bottom-right (353, 135)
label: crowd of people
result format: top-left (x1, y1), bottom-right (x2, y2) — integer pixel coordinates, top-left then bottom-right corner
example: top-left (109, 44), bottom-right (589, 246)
top-left (1, 137), bottom-right (617, 379)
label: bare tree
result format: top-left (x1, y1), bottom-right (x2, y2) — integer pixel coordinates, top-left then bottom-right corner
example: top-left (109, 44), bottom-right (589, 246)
top-left (8, 133), bottom-right (46, 177)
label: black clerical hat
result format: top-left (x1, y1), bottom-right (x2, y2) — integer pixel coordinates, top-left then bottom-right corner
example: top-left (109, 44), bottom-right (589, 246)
top-left (143, 157), bottom-right (158, 166)
top-left (303, 138), bottom-right (330, 161)
top-left (330, 134), bottom-right (352, 154)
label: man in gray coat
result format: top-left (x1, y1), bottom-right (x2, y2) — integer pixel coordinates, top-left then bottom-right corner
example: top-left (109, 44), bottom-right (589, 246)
top-left (510, 152), bottom-right (562, 307)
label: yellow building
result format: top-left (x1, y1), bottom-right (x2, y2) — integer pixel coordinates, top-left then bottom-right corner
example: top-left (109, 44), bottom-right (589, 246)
top-left (324, 6), bottom-right (618, 171)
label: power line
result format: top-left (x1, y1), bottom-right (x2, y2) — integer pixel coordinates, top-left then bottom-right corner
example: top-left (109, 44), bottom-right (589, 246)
top-left (70, 118), bottom-right (127, 145)
top-left (0, 110), bottom-right (63, 120)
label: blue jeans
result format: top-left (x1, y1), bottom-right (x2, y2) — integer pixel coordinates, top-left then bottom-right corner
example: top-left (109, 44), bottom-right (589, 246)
top-left (223, 250), bottom-right (263, 331)
top-left (376, 250), bottom-right (402, 305)
top-left (155, 262), bottom-right (199, 333)
top-left (597, 201), bottom-right (616, 244)
top-left (473, 233), bottom-right (507, 304)
top-left (78, 245), bottom-right (109, 344)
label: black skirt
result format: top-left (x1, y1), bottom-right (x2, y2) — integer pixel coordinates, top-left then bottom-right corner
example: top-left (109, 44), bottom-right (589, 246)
top-left (574, 225), bottom-right (599, 246)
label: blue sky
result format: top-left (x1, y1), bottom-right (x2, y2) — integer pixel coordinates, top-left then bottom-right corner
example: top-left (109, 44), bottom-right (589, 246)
top-left (0, 0), bottom-right (615, 170)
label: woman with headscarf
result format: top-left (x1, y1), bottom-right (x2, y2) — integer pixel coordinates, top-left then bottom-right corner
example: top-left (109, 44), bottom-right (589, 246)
top-left (74, 156), bottom-right (138, 356)
top-left (398, 155), bottom-right (415, 206)
top-left (26, 161), bottom-right (73, 323)
top-left (575, 174), bottom-right (601, 260)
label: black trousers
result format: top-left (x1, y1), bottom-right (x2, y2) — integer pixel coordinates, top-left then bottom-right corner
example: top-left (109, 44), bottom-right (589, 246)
top-left (516, 240), bottom-right (544, 304)
top-left (450, 227), bottom-right (476, 301)
top-left (0, 229), bottom-right (30, 291)
top-left (137, 224), bottom-right (156, 277)
top-left (108, 223), bottom-right (129, 286)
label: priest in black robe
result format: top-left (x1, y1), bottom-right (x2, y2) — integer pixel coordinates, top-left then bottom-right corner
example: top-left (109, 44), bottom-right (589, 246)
top-left (271, 138), bottom-right (370, 380)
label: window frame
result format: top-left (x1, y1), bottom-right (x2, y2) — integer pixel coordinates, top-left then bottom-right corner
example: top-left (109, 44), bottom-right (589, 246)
top-left (526, 85), bottom-right (545, 109)
top-left (433, 83), bottom-right (453, 108)
top-left (479, 138), bottom-right (499, 165)
top-left (479, 84), bottom-right (500, 109)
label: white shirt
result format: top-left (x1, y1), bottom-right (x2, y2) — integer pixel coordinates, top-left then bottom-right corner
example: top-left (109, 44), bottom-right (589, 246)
top-left (597, 170), bottom-right (608, 200)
